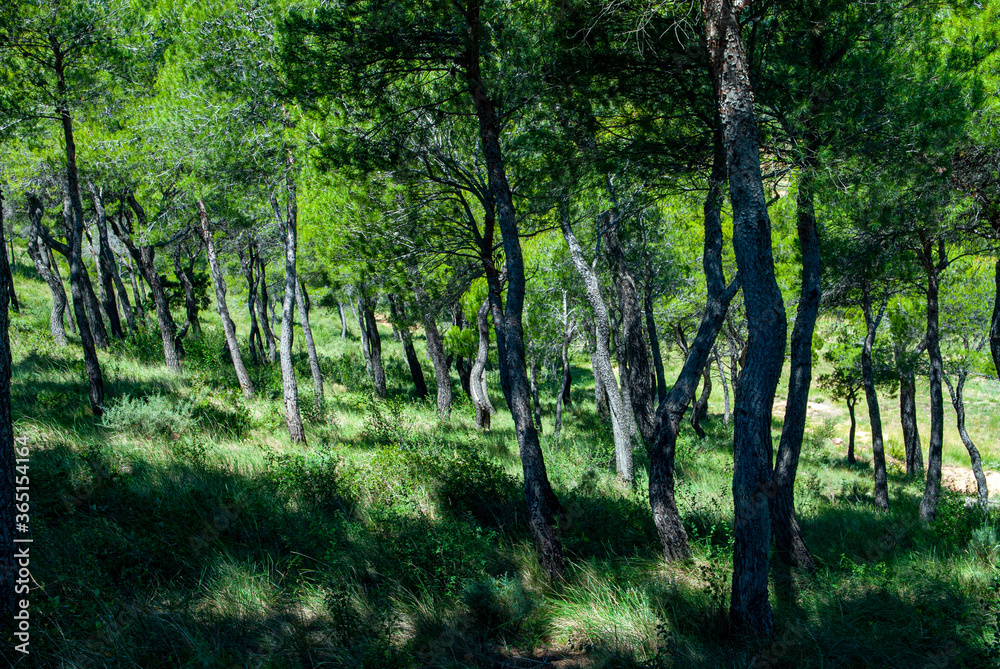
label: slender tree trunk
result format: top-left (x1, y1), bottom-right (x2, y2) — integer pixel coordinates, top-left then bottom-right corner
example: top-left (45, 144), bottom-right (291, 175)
top-left (357, 295), bottom-right (373, 376)
top-left (471, 299), bottom-right (493, 429)
top-left (554, 305), bottom-right (574, 440)
top-left (847, 397), bottom-right (857, 464)
top-left (715, 347), bottom-right (731, 425)
top-left (296, 280), bottom-right (324, 413)
top-left (239, 244), bottom-right (263, 364)
top-left (648, 122), bottom-right (737, 563)
top-left (90, 186), bottom-right (124, 339)
top-left (389, 295), bottom-right (428, 399)
top-left (898, 365), bottom-right (923, 476)
top-left (338, 301), bottom-right (348, 338)
top-left (278, 166), bottom-right (306, 443)
top-left (127, 255), bottom-right (145, 326)
top-left (26, 196), bottom-right (68, 346)
top-left (771, 158), bottom-right (821, 570)
top-left (861, 281), bottom-right (890, 510)
top-left (465, 2), bottom-right (564, 578)
top-left (945, 370), bottom-right (988, 506)
top-left (561, 214), bottom-right (634, 483)
top-left (0, 216), bottom-right (14, 622)
top-left (197, 201), bottom-right (254, 398)
top-left (257, 254), bottom-right (278, 362)
top-left (172, 245), bottom-right (202, 339)
top-left (920, 236), bottom-right (946, 522)
top-left (530, 357), bottom-right (543, 434)
top-left (0, 194), bottom-right (18, 316)
top-left (690, 362), bottom-right (712, 439)
top-left (359, 288), bottom-right (387, 397)
top-left (105, 225), bottom-right (138, 335)
top-left (991, 257), bottom-right (1000, 380)
top-left (705, 0), bottom-right (784, 635)
top-left (410, 266), bottom-right (452, 419)
top-left (645, 288), bottom-right (667, 404)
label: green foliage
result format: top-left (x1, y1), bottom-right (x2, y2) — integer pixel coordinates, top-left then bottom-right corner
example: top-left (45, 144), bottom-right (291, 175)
top-left (102, 393), bottom-right (195, 440)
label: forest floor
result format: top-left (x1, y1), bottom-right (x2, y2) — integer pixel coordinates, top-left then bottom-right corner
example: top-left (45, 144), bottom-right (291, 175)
top-left (3, 259), bottom-right (1000, 668)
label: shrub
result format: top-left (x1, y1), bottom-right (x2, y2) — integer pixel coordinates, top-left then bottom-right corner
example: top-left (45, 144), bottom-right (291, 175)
top-left (102, 394), bottom-right (195, 440)
top-left (969, 524), bottom-right (999, 564)
top-left (436, 447), bottom-right (523, 530)
top-left (264, 450), bottom-right (353, 516)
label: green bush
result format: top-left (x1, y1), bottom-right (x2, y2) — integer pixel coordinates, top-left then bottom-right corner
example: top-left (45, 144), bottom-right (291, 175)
top-left (102, 394), bottom-right (195, 440)
top-left (110, 324), bottom-right (165, 364)
top-left (436, 447), bottom-right (523, 530)
top-left (264, 450), bottom-right (354, 516)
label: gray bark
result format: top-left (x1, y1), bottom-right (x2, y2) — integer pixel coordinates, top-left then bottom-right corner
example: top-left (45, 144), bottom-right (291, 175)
top-left (277, 168), bottom-right (306, 444)
top-left (861, 281), bottom-right (889, 510)
top-left (944, 370), bottom-right (988, 506)
top-left (90, 186), bottom-right (124, 339)
top-left (919, 235), bottom-right (947, 522)
top-left (410, 266), bottom-right (452, 419)
top-left (296, 280), bottom-right (324, 413)
top-left (470, 298), bottom-right (493, 429)
top-left (26, 196), bottom-right (68, 346)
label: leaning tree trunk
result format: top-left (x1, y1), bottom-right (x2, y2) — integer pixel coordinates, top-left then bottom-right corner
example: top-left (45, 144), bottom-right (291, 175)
top-left (278, 167), bottom-right (306, 444)
top-left (648, 122), bottom-right (737, 563)
top-left (296, 280), bottom-right (324, 413)
top-left (470, 298), bottom-right (493, 429)
top-left (919, 236), bottom-right (946, 522)
top-left (388, 295), bottom-right (428, 399)
top-left (945, 370), bottom-right (988, 506)
top-left (861, 281), bottom-right (890, 510)
top-left (465, 3), bottom-right (565, 579)
top-left (410, 267), bottom-right (452, 420)
top-left (771, 155), bottom-right (821, 571)
top-left (197, 201), bottom-right (254, 398)
top-left (561, 213), bottom-right (634, 483)
top-left (338, 302), bottom-right (348, 338)
top-left (26, 196), bottom-right (68, 346)
top-left (127, 255), bottom-right (145, 326)
top-left (706, 0), bottom-right (785, 636)
top-left (90, 186), bottom-right (124, 339)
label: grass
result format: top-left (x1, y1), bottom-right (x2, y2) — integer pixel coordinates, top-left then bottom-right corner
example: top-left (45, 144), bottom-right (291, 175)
top-left (3, 255), bottom-right (1000, 668)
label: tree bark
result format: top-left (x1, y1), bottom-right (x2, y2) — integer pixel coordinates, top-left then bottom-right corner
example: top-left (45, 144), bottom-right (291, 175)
top-left (898, 366), bottom-right (923, 476)
top-left (648, 122), bottom-right (737, 563)
top-left (645, 287), bottom-right (667, 405)
top-left (90, 186), bottom-right (124, 339)
top-left (257, 253), bottom-right (278, 362)
top-left (358, 288), bottom-right (387, 397)
top-left (690, 361), bottom-right (712, 439)
top-left (847, 397), bottom-right (857, 464)
top-left (0, 216), bottom-right (14, 622)
top-left (338, 301), bottom-right (348, 338)
top-left (530, 357), bottom-right (543, 434)
top-left (410, 266), bottom-right (452, 419)
top-left (470, 298), bottom-right (493, 429)
top-left (296, 280), bottom-right (324, 413)
top-left (991, 257), bottom-right (1000, 380)
top-left (464, 0), bottom-right (564, 579)
top-left (561, 215), bottom-right (634, 482)
top-left (705, 0), bottom-right (783, 636)
top-left (26, 196), bottom-right (68, 346)
top-left (715, 347), bottom-right (731, 424)
top-left (771, 160), bottom-right (821, 570)
top-left (172, 245), bottom-right (202, 339)
top-left (945, 370), bottom-right (988, 506)
top-left (238, 243), bottom-right (263, 364)
top-left (197, 201), bottom-right (254, 398)
top-left (127, 254), bottom-right (145, 326)
top-left (389, 295), bottom-right (428, 399)
top-left (554, 299), bottom-right (575, 441)
top-left (919, 235), bottom-right (946, 522)
top-left (278, 166), bottom-right (306, 443)
top-left (861, 281), bottom-right (890, 510)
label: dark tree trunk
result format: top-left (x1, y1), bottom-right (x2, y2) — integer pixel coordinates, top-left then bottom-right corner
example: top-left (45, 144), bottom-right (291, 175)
top-left (53, 45), bottom-right (104, 414)
top-left (238, 244), bottom-right (263, 364)
top-left (296, 280), bottom-right (324, 413)
top-left (991, 257), bottom-right (1000, 380)
top-left (715, 347), bottom-right (731, 425)
top-left (771, 159), bottom-right (821, 571)
top-left (457, 357), bottom-right (472, 397)
top-left (0, 220), bottom-right (14, 623)
top-left (470, 299), bottom-right (493, 429)
top-left (257, 254), bottom-right (278, 363)
top-left (648, 122), bottom-right (736, 563)
top-left (530, 357), bottom-right (543, 435)
top-left (197, 201), bottom-right (254, 398)
top-left (861, 281), bottom-right (889, 510)
top-left (90, 187), bottom-right (123, 339)
top-left (919, 235), bottom-right (946, 522)
top-left (944, 370), bottom-right (988, 506)
top-left (465, 1), bottom-right (564, 579)
top-left (119, 196), bottom-right (181, 374)
top-left (847, 397), bottom-right (857, 464)
top-left (105, 214), bottom-right (138, 336)
top-left (410, 267), bottom-right (452, 419)
top-left (26, 196), bottom-right (68, 346)
top-left (389, 295), bottom-right (428, 399)
top-left (705, 0), bottom-right (784, 636)
top-left (645, 288), bottom-right (667, 405)
top-left (172, 245), bottom-right (202, 339)
top-left (358, 289), bottom-right (387, 397)
top-left (898, 366), bottom-right (923, 476)
top-left (127, 255), bottom-right (145, 326)
top-left (603, 202), bottom-right (655, 443)
top-left (277, 167), bottom-right (306, 443)
top-left (554, 305), bottom-right (574, 440)
top-left (562, 215), bottom-right (634, 481)
top-left (0, 193), bottom-right (19, 316)
top-left (690, 361), bottom-right (712, 439)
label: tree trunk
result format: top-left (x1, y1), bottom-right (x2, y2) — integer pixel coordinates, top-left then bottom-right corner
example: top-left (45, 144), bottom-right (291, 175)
top-left (90, 186), bottom-right (123, 340)
top-left (26, 196), bottom-right (68, 346)
top-left (0, 215), bottom-right (15, 622)
top-left (705, 0), bottom-right (784, 636)
top-left (359, 289), bottom-right (387, 397)
top-left (690, 361), bottom-right (712, 439)
top-left (465, 2), bottom-right (565, 579)
top-left (554, 303), bottom-right (574, 441)
top-left (645, 288), bottom-right (667, 404)
top-left (238, 244), bottom-right (263, 364)
top-left (771, 158), bottom-right (821, 571)
top-left (172, 245), bottom-right (202, 339)
top-left (105, 219), bottom-right (138, 336)
top-left (197, 201), bottom-right (254, 398)
top-left (389, 295), bottom-right (428, 399)
top-left (410, 266), bottom-right (452, 419)
top-left (603, 202), bottom-right (655, 443)
top-left (898, 366), bottom-right (923, 476)
top-left (991, 257), bottom-right (1000, 380)
top-left (530, 357), bottom-right (543, 435)
top-left (471, 298), bottom-right (493, 429)
top-left (861, 281), bottom-right (890, 510)
top-left (278, 166), bottom-right (306, 443)
top-left (945, 370), bottom-right (988, 506)
top-left (257, 253), bottom-right (278, 362)
top-left (296, 280), bottom-right (324, 413)
top-left (338, 301), bottom-right (348, 338)
top-left (561, 214), bottom-right (634, 483)
top-left (648, 122), bottom-right (737, 563)
top-left (847, 398), bottom-right (857, 464)
top-left (919, 236), bottom-right (946, 522)
top-left (127, 255), bottom-right (145, 326)
top-left (715, 347), bottom-right (731, 425)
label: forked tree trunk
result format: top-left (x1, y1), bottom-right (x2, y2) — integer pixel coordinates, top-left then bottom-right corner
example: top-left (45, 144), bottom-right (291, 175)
top-left (771, 157), bottom-right (821, 571)
top-left (196, 201), bottom-right (253, 398)
top-left (465, 1), bottom-right (564, 578)
top-left (945, 370), bottom-right (988, 506)
top-left (296, 280), bottom-right (324, 413)
top-left (278, 166), bottom-right (306, 444)
top-left (861, 281), bottom-right (889, 510)
top-left (919, 235), bottom-right (947, 522)
top-left (561, 214), bottom-right (634, 483)
top-left (648, 123), bottom-right (737, 563)
top-left (705, 0), bottom-right (785, 636)
top-left (90, 186), bottom-right (123, 340)
top-left (172, 245), bottom-right (202, 339)
top-left (26, 196), bottom-right (68, 346)
top-left (238, 244), bottom-right (263, 364)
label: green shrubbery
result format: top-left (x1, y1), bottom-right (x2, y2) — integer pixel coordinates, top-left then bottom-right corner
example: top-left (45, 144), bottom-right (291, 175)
top-left (102, 393), bottom-right (196, 439)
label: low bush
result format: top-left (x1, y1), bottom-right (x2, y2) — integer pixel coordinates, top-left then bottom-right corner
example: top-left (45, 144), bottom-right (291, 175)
top-left (102, 394), bottom-right (195, 440)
